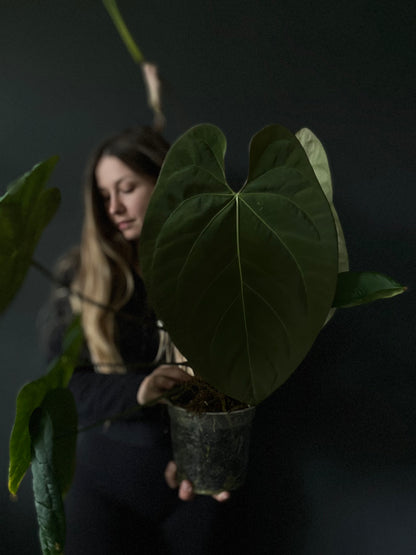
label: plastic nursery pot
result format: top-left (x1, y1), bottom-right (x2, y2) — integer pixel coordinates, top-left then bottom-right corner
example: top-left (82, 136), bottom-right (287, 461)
top-left (168, 404), bottom-right (256, 495)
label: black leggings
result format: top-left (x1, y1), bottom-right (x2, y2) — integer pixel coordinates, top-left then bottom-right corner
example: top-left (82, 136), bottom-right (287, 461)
top-left (64, 429), bottom-right (221, 555)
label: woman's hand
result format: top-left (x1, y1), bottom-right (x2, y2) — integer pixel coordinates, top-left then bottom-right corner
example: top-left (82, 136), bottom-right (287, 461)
top-left (137, 365), bottom-right (190, 405)
top-left (164, 461), bottom-right (230, 502)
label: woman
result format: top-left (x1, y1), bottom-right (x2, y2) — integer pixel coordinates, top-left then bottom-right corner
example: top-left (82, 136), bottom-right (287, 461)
top-left (43, 126), bottom-right (228, 555)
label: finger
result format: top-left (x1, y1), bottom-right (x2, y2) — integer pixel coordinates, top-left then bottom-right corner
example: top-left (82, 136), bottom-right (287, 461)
top-left (213, 491), bottom-right (230, 502)
top-left (154, 365), bottom-right (192, 382)
top-left (164, 461), bottom-right (178, 489)
top-left (178, 480), bottom-right (195, 501)
top-left (153, 375), bottom-right (180, 392)
top-left (138, 366), bottom-right (192, 405)
top-left (138, 375), bottom-right (175, 405)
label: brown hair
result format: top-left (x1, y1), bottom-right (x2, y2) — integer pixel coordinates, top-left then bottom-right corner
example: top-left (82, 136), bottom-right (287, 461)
top-left (72, 126), bottom-right (170, 371)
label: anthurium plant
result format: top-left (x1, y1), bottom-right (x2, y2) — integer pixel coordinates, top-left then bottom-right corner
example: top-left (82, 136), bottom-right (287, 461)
top-left (140, 122), bottom-right (405, 405)
top-left (1, 125), bottom-right (405, 554)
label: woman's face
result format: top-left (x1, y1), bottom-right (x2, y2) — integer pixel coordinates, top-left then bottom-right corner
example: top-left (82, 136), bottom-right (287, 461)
top-left (95, 155), bottom-right (156, 242)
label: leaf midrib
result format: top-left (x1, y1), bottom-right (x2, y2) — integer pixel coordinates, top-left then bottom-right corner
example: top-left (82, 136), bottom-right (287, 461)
top-left (235, 194), bottom-right (255, 399)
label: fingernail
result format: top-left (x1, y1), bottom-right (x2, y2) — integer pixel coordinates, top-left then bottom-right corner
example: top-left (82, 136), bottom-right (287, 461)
top-left (182, 481), bottom-right (192, 492)
top-left (217, 491), bottom-right (230, 502)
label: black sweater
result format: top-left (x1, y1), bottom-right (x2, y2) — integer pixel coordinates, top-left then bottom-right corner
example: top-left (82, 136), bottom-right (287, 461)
top-left (40, 251), bottom-right (164, 432)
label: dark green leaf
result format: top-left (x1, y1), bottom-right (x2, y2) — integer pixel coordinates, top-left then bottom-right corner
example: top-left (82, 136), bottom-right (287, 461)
top-left (9, 317), bottom-right (83, 495)
top-left (296, 127), bottom-right (350, 325)
top-left (141, 124), bottom-right (339, 404)
top-left (41, 389), bottom-right (78, 496)
top-left (0, 157), bottom-right (60, 314)
top-left (333, 271), bottom-right (406, 308)
top-left (30, 388), bottom-right (77, 555)
top-left (295, 127), bottom-right (349, 274)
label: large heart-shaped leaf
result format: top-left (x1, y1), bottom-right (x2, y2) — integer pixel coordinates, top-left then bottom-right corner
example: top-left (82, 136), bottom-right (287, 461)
top-left (9, 317), bottom-right (83, 495)
top-left (141, 124), bottom-right (339, 405)
top-left (0, 157), bottom-right (60, 314)
top-left (30, 387), bottom-right (77, 555)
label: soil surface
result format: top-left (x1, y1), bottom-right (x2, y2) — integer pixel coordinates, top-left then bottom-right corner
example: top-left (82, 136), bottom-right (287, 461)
top-left (169, 376), bottom-right (249, 413)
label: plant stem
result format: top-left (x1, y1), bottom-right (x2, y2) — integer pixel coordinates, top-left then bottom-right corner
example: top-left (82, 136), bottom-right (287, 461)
top-left (102, 0), bottom-right (165, 130)
top-left (31, 258), bottom-right (116, 313)
top-left (30, 258), bottom-right (168, 326)
top-left (102, 0), bottom-right (145, 64)
top-left (76, 384), bottom-right (185, 435)
top-left (94, 360), bottom-right (189, 369)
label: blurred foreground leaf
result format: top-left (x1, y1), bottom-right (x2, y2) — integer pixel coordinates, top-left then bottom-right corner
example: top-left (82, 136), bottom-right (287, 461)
top-left (30, 388), bottom-right (77, 555)
top-left (0, 157), bottom-right (60, 314)
top-left (9, 318), bottom-right (83, 495)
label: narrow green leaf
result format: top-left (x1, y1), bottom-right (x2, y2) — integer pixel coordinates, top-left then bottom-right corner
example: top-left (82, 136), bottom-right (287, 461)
top-left (333, 271), bottom-right (407, 308)
top-left (30, 389), bottom-right (77, 555)
top-left (141, 124), bottom-right (339, 404)
top-left (8, 317), bottom-right (83, 495)
top-left (0, 157), bottom-right (60, 314)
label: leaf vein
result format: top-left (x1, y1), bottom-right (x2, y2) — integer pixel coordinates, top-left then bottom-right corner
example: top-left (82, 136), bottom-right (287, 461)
top-left (242, 190), bottom-right (321, 239)
top-left (209, 294), bottom-right (239, 354)
top-left (240, 196), bottom-right (308, 308)
top-left (236, 196), bottom-right (255, 399)
top-left (174, 197), bottom-right (235, 282)
top-left (243, 282), bottom-right (291, 354)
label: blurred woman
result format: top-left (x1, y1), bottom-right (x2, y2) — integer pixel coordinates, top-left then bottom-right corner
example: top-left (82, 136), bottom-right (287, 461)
top-left (43, 125), bottom-right (227, 555)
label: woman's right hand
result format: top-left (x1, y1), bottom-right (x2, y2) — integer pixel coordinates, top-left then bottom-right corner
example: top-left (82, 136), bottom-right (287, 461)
top-left (137, 365), bottom-right (191, 405)
top-left (164, 461), bottom-right (230, 502)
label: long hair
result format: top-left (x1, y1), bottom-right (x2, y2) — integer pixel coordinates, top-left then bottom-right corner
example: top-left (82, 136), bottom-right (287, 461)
top-left (72, 126), bottom-right (170, 372)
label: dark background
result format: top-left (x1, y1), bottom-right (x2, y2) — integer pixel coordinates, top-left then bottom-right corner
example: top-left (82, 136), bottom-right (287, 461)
top-left (1, 1), bottom-right (415, 553)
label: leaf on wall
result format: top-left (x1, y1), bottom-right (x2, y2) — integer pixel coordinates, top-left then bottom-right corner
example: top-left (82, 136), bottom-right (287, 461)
top-left (0, 157), bottom-right (60, 314)
top-left (141, 124), bottom-right (339, 404)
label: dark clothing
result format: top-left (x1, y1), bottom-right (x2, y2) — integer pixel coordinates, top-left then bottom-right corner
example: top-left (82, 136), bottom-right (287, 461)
top-left (64, 430), bottom-right (220, 555)
top-left (66, 270), bottom-right (164, 434)
top-left (42, 254), bottom-right (220, 554)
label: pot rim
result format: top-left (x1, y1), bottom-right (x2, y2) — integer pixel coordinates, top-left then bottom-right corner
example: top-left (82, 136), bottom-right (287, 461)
top-left (167, 403), bottom-right (255, 417)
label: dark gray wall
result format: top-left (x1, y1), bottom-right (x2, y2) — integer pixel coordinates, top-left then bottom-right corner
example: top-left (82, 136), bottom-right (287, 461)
top-left (1, 1), bottom-right (415, 553)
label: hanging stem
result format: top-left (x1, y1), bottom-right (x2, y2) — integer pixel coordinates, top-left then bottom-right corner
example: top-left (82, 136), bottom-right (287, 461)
top-left (102, 0), bottom-right (165, 130)
top-left (102, 0), bottom-right (145, 64)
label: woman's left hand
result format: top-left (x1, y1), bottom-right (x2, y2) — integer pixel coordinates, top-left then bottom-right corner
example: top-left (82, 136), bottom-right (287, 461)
top-left (164, 461), bottom-right (230, 502)
top-left (137, 365), bottom-right (190, 405)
